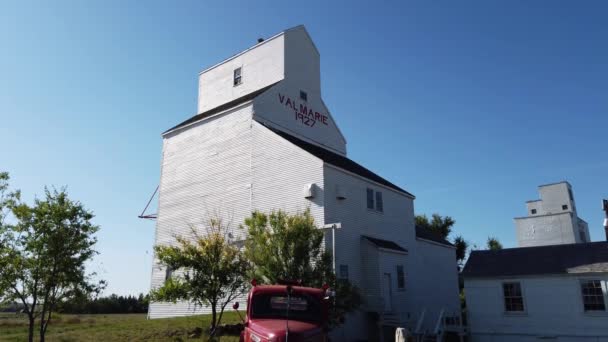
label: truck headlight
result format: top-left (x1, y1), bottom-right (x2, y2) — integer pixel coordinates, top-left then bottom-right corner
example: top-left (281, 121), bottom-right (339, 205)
top-left (250, 332), bottom-right (263, 342)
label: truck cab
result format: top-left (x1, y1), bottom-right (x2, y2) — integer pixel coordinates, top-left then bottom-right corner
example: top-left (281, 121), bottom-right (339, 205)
top-left (237, 282), bottom-right (329, 342)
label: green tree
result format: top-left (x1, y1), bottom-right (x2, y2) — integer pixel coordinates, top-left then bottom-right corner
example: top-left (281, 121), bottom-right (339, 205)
top-left (486, 237), bottom-right (503, 250)
top-left (0, 172), bottom-right (20, 228)
top-left (0, 172), bottom-right (20, 300)
top-left (416, 213), bottom-right (469, 264)
top-left (150, 218), bottom-right (248, 334)
top-left (452, 235), bottom-right (469, 268)
top-left (415, 214), bottom-right (455, 239)
top-left (0, 179), bottom-right (102, 342)
top-left (243, 210), bottom-right (361, 328)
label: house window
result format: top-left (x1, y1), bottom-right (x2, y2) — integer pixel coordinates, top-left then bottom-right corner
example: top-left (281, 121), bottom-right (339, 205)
top-left (233, 67), bottom-right (242, 86)
top-left (581, 280), bottom-right (606, 311)
top-left (580, 230), bottom-right (587, 243)
top-left (568, 188), bottom-right (574, 201)
top-left (503, 282), bottom-right (525, 312)
top-left (562, 204), bottom-right (568, 210)
top-left (366, 188), bottom-right (374, 209)
top-left (531, 209), bottom-right (537, 215)
top-left (339, 264), bottom-right (349, 280)
top-left (396, 265), bottom-right (405, 290)
top-left (300, 90), bottom-right (307, 101)
top-left (376, 191), bottom-right (384, 212)
top-left (366, 188), bottom-right (384, 212)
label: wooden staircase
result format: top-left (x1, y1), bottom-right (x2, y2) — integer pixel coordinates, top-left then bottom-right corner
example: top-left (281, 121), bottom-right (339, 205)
top-left (413, 308), bottom-right (466, 342)
top-left (421, 335), bottom-right (438, 342)
top-left (381, 312), bottom-right (402, 327)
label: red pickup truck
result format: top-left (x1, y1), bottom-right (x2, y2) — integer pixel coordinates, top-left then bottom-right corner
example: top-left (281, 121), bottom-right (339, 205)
top-left (235, 281), bottom-right (330, 342)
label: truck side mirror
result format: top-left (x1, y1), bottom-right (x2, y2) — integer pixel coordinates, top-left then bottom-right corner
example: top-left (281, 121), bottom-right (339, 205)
top-left (233, 302), bottom-right (239, 310)
top-left (324, 290), bottom-right (336, 300)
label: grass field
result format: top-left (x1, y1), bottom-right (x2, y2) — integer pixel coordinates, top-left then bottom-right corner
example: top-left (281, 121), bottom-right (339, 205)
top-left (0, 312), bottom-right (241, 342)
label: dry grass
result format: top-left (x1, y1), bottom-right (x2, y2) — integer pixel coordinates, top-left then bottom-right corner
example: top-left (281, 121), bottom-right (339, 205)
top-left (0, 312), bottom-right (241, 342)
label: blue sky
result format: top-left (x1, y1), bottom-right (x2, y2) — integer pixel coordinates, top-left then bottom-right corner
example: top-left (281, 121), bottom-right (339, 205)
top-left (1, 1), bottom-right (606, 295)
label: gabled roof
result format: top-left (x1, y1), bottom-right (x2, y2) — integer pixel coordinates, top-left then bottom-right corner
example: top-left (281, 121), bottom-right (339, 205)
top-left (363, 235), bottom-right (408, 253)
top-left (162, 80), bottom-right (413, 197)
top-left (267, 127), bottom-right (414, 197)
top-left (199, 25), bottom-right (315, 75)
top-left (163, 82), bottom-right (279, 135)
top-left (463, 241), bottom-right (608, 278)
top-left (415, 226), bottom-right (453, 247)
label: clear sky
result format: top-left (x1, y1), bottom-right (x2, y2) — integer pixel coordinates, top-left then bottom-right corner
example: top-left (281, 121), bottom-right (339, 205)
top-left (1, 1), bottom-right (606, 295)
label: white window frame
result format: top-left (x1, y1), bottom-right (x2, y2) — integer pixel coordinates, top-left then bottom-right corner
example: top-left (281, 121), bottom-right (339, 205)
top-left (366, 188), bottom-right (374, 210)
top-left (502, 281), bottom-right (526, 314)
top-left (396, 265), bottom-right (405, 291)
top-left (366, 188), bottom-right (384, 213)
top-left (579, 279), bottom-right (608, 313)
top-left (375, 191), bottom-right (384, 212)
top-left (233, 67), bottom-right (242, 86)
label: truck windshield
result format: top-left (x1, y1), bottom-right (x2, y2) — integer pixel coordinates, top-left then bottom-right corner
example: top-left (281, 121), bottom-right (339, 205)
top-left (251, 293), bottom-right (322, 322)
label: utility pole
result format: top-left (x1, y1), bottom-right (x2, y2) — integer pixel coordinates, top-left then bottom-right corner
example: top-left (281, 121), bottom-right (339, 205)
top-left (603, 199), bottom-right (608, 241)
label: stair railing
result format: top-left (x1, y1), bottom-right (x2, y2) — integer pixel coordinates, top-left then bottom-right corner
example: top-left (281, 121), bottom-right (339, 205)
top-left (433, 308), bottom-right (445, 342)
top-left (414, 308), bottom-right (426, 335)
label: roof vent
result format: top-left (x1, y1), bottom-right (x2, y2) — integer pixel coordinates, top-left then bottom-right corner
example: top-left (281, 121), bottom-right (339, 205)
top-left (257, 38), bottom-right (264, 43)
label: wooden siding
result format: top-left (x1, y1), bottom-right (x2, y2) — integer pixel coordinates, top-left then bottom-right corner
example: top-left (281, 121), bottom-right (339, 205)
top-left (150, 104), bottom-right (459, 330)
top-left (322, 164), bottom-right (415, 338)
top-left (150, 112), bottom-right (326, 319)
top-left (251, 121), bottom-right (325, 223)
top-left (150, 105), bottom-right (254, 319)
top-left (465, 275), bottom-right (608, 342)
top-left (253, 27), bottom-right (347, 156)
top-left (406, 239), bottom-right (460, 328)
top-left (197, 34), bottom-right (285, 113)
top-left (253, 81), bottom-right (347, 156)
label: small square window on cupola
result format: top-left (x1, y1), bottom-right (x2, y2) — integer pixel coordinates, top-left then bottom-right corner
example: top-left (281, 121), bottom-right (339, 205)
top-left (300, 90), bottom-right (308, 101)
top-left (233, 67), bottom-right (242, 86)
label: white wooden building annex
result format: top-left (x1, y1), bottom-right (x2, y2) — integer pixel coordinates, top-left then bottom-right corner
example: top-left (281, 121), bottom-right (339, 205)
top-left (148, 25), bottom-right (461, 341)
top-left (463, 182), bottom-right (608, 342)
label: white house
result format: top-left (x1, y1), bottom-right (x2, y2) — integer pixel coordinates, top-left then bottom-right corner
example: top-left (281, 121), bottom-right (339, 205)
top-left (463, 242), bottom-right (608, 342)
top-left (515, 181), bottom-right (590, 247)
top-left (464, 182), bottom-right (608, 342)
top-left (148, 25), bottom-right (461, 341)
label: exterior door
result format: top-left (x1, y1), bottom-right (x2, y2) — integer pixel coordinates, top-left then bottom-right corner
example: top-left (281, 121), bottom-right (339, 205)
top-left (382, 273), bottom-right (393, 312)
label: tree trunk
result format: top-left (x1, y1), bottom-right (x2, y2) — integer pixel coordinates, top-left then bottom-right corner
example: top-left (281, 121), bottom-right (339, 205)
top-left (28, 315), bottom-right (35, 342)
top-left (40, 305), bottom-right (48, 342)
top-left (40, 311), bottom-right (51, 342)
top-left (211, 305), bottom-right (217, 330)
top-left (216, 301), bottom-right (229, 329)
top-left (40, 312), bottom-right (45, 342)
